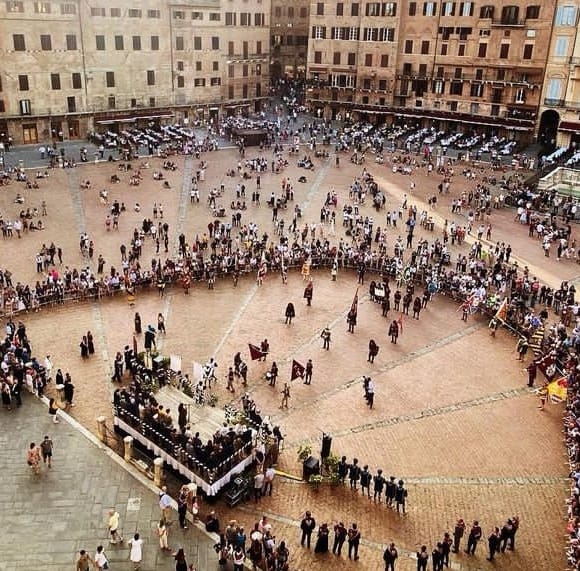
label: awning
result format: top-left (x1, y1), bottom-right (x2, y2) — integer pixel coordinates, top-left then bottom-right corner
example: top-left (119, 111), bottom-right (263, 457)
top-left (559, 121), bottom-right (580, 133)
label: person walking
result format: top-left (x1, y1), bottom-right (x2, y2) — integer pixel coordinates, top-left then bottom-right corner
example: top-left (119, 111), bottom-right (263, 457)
top-left (128, 533), bottom-right (144, 569)
top-left (64, 375), bottom-right (75, 407)
top-left (487, 526), bottom-right (501, 561)
top-left (321, 326), bottom-right (331, 350)
top-left (173, 547), bottom-right (189, 571)
top-left (285, 302), bottom-right (296, 324)
top-left (304, 359), bottom-right (313, 385)
top-left (389, 320), bottom-right (399, 344)
top-left (76, 549), bottom-right (94, 571)
top-left (304, 281), bottom-right (314, 306)
top-left (280, 383), bottom-right (290, 409)
top-left (157, 313), bottom-right (166, 335)
top-left (368, 339), bottom-right (379, 363)
top-left (159, 486), bottom-right (172, 524)
top-left (263, 465), bottom-right (275, 496)
top-left (158, 519), bottom-right (170, 551)
top-left (347, 309), bottom-right (357, 333)
top-left (466, 520), bottom-right (482, 555)
top-left (40, 435), bottom-right (53, 468)
top-left (383, 542), bottom-right (398, 571)
top-left (87, 331), bottom-right (95, 355)
top-left (134, 312), bottom-right (142, 334)
top-left (108, 509), bottom-right (123, 544)
top-left (452, 518), bottom-right (465, 553)
top-left (232, 545), bottom-right (245, 571)
top-left (347, 523), bottom-right (361, 560)
top-left (48, 397), bottom-right (59, 423)
top-left (177, 487), bottom-right (189, 529)
top-left (416, 546), bottom-right (429, 571)
top-left (332, 522), bottom-right (347, 556)
top-left (27, 442), bottom-right (41, 475)
top-left (94, 545), bottom-right (109, 571)
top-left (300, 511), bottom-right (316, 548)
top-left (499, 518), bottom-right (514, 552)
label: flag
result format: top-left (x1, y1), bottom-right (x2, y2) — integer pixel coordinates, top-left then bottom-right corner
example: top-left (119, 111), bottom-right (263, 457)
top-left (397, 313), bottom-right (404, 335)
top-left (460, 294), bottom-right (476, 313)
top-left (248, 343), bottom-right (266, 361)
top-left (291, 359), bottom-right (305, 381)
top-left (494, 299), bottom-right (508, 322)
top-left (537, 351), bottom-right (558, 381)
top-left (547, 376), bottom-right (568, 403)
top-left (350, 288), bottom-right (359, 319)
top-left (529, 325), bottom-right (545, 357)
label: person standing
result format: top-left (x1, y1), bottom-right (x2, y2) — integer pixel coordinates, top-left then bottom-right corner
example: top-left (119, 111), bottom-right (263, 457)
top-left (347, 523), bottom-right (361, 560)
top-left (432, 543), bottom-right (444, 571)
top-left (466, 520), bottom-right (482, 555)
top-left (416, 546), bottom-right (428, 571)
top-left (304, 359), bottom-right (313, 385)
top-left (349, 458), bottom-right (361, 489)
top-left (487, 526), bottom-right (501, 561)
top-left (157, 313), bottom-right (166, 335)
top-left (232, 545), bottom-right (245, 571)
top-left (314, 522), bottom-right (330, 553)
top-left (389, 320), bottom-right (399, 344)
top-left (441, 532), bottom-right (452, 567)
top-left (173, 547), bottom-right (189, 571)
top-left (134, 312), bottom-right (142, 334)
top-left (321, 326), bottom-right (331, 350)
top-left (368, 339), bottom-right (379, 363)
top-left (395, 480), bottom-right (408, 514)
top-left (87, 331), bottom-right (95, 356)
top-left (27, 442), bottom-right (41, 475)
top-left (64, 375), bottom-right (75, 407)
top-left (509, 515), bottom-right (519, 551)
top-left (159, 486), bottom-right (172, 524)
top-left (499, 518), bottom-right (514, 552)
top-left (108, 509), bottom-right (123, 544)
top-left (158, 519), bottom-right (170, 551)
top-left (285, 302), bottom-right (296, 324)
top-left (128, 533), bottom-right (144, 569)
top-left (48, 397), bottom-right (59, 424)
top-left (360, 465), bottom-right (372, 498)
top-left (177, 487), bottom-right (189, 529)
top-left (263, 465), bottom-right (275, 496)
top-left (526, 361), bottom-right (537, 387)
top-left (383, 542), bottom-right (398, 571)
top-left (227, 367), bottom-right (236, 392)
top-left (280, 383), bottom-right (290, 409)
top-left (304, 281), bottom-right (314, 306)
top-left (40, 435), bottom-right (53, 468)
top-left (347, 309), bottom-right (357, 333)
top-left (253, 471), bottom-right (264, 502)
top-left (300, 511), bottom-right (316, 548)
top-left (332, 521), bottom-right (347, 556)
top-left (373, 469), bottom-right (385, 503)
top-left (365, 378), bottom-right (375, 409)
top-left (80, 336), bottom-right (89, 359)
top-left (385, 476), bottom-right (396, 508)
top-left (452, 518), bottom-right (465, 553)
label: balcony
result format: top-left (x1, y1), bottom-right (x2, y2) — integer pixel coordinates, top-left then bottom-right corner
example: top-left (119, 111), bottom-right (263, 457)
top-left (491, 18), bottom-right (526, 27)
top-left (544, 98), bottom-right (565, 107)
top-left (564, 100), bottom-right (580, 110)
top-left (570, 57), bottom-right (580, 66)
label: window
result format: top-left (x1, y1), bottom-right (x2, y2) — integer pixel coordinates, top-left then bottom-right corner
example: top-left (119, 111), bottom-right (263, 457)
top-left (7, 1), bottom-right (24, 12)
top-left (196, 61), bottom-right (202, 71)
top-left (423, 2), bottom-right (436, 16)
top-left (367, 2), bottom-right (379, 16)
top-left (211, 77), bottom-right (221, 86)
top-left (256, 41), bottom-right (262, 55)
top-left (300, 6), bottom-right (308, 17)
top-left (211, 37), bottom-right (219, 50)
top-left (470, 83), bottom-right (483, 97)
top-left (514, 88), bottom-right (525, 103)
top-left (458, 44), bottom-right (465, 56)
top-left (380, 28), bottom-right (395, 41)
top-left (151, 36), bottom-right (159, 51)
top-left (499, 43), bottom-right (510, 58)
top-left (34, 2), bottom-right (51, 13)
top-left (337, 2), bottom-right (343, 15)
top-left (50, 73), bottom-right (60, 90)
top-left (108, 96), bottom-right (115, 110)
top-left (60, 3), bottom-right (76, 15)
top-left (147, 70), bottom-right (155, 86)
top-left (194, 78), bottom-right (206, 87)
top-left (316, 2), bottom-right (324, 15)
top-left (496, 69), bottom-right (505, 80)
top-left (209, 12), bottom-right (220, 21)
top-left (66, 34), bottom-right (77, 50)
top-left (365, 53), bottom-right (372, 66)
top-left (409, 2), bottom-right (416, 15)
top-left (133, 36), bottom-right (141, 51)
top-left (148, 9), bottom-right (160, 18)
top-left (480, 5), bottom-right (494, 18)
top-left (115, 36), bottom-right (124, 51)
top-left (254, 13), bottom-right (265, 26)
top-left (363, 78), bottom-right (372, 90)
top-left (106, 71), bottom-right (115, 88)
top-left (475, 69), bottom-right (483, 80)
top-left (404, 40), bottom-right (413, 54)
top-left (378, 79), bottom-right (387, 90)
top-left (72, 72), bottom-right (82, 89)
top-left (213, 61), bottom-right (219, 71)
top-left (193, 37), bottom-right (202, 50)
top-left (243, 64), bottom-right (248, 77)
top-left (176, 36), bottom-right (184, 51)
top-left (501, 5), bottom-right (519, 24)
top-left (348, 52), bottom-right (356, 65)
top-left (380, 54), bottom-right (389, 67)
top-left (470, 103), bottom-right (479, 114)
top-left (478, 43), bottom-right (487, 57)
top-left (441, 26), bottom-right (452, 40)
top-left (523, 44), bottom-right (533, 59)
top-left (312, 26), bottom-right (326, 39)
top-left (314, 51), bottom-right (322, 64)
top-left (173, 10), bottom-right (185, 19)
top-left (454, 67), bottom-right (462, 78)
top-left (242, 84), bottom-right (248, 98)
top-left (433, 80), bottom-right (444, 94)
top-left (459, 27), bottom-right (471, 40)
top-left (176, 61), bottom-right (184, 71)
top-left (546, 78), bottom-right (561, 100)
top-left (526, 5), bottom-right (540, 19)
top-left (555, 5), bottom-right (577, 26)
top-left (436, 66), bottom-right (444, 77)
top-left (67, 96), bottom-right (76, 112)
top-left (177, 76), bottom-right (185, 88)
top-left (460, 2), bottom-right (473, 16)
top-left (383, 2), bottom-right (397, 16)
top-left (333, 52), bottom-right (341, 65)
top-left (450, 81), bottom-right (463, 95)
top-left (442, 2), bottom-right (455, 16)
top-left (350, 27), bottom-right (360, 40)
top-left (225, 12), bottom-right (236, 25)
top-left (288, 7), bottom-right (294, 18)
top-left (91, 7), bottom-right (105, 16)
top-left (13, 34), bottom-right (25, 51)
top-left (192, 11), bottom-right (203, 20)
top-left (128, 8), bottom-right (141, 17)
top-left (441, 43), bottom-right (448, 55)
top-left (554, 36), bottom-right (568, 57)
top-left (421, 40), bottom-right (430, 54)
top-left (18, 75), bottom-right (29, 91)
top-left (40, 34), bottom-right (52, 51)
top-left (110, 8), bottom-right (121, 17)
top-left (351, 3), bottom-right (359, 16)
top-left (96, 36), bottom-right (105, 51)
top-left (148, 97), bottom-right (155, 107)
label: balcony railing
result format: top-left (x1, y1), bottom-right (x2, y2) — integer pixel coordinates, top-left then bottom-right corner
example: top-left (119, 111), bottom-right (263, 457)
top-left (544, 98), bottom-right (565, 107)
top-left (491, 18), bottom-right (526, 27)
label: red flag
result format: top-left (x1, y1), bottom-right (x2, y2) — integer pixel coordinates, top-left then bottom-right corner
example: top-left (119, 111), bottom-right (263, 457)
top-left (291, 359), bottom-right (305, 381)
top-left (397, 313), bottom-right (404, 335)
top-left (537, 352), bottom-right (558, 381)
top-left (350, 288), bottom-right (359, 318)
top-left (248, 343), bottom-right (266, 361)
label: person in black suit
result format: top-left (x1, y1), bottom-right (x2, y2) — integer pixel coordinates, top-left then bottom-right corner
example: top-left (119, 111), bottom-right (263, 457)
top-left (300, 511), bottom-right (316, 549)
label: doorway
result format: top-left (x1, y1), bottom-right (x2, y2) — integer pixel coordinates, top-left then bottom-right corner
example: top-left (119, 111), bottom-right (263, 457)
top-left (22, 123), bottom-right (38, 144)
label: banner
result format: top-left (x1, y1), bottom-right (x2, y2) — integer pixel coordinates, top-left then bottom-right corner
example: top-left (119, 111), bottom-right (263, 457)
top-left (291, 359), bottom-right (305, 381)
top-left (537, 351), bottom-right (558, 381)
top-left (350, 288), bottom-right (359, 319)
top-left (547, 376), bottom-right (568, 403)
top-left (248, 343), bottom-right (266, 361)
top-left (494, 298), bottom-right (508, 322)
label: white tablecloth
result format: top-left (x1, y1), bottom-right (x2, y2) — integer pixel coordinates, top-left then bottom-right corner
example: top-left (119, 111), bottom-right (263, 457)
top-left (114, 416), bottom-right (255, 495)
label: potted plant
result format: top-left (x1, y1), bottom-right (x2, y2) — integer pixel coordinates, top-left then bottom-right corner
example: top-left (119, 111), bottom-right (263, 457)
top-left (308, 474), bottom-right (323, 490)
top-left (297, 443), bottom-right (312, 462)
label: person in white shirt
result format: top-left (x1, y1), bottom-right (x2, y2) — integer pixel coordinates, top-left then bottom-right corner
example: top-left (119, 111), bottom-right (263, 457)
top-left (94, 545), bottom-right (108, 570)
top-left (128, 533), bottom-right (143, 569)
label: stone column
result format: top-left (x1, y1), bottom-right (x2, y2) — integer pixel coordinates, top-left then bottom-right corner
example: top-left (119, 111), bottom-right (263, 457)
top-left (123, 436), bottom-right (133, 463)
top-left (153, 457), bottom-right (164, 487)
top-left (96, 416), bottom-right (107, 442)
top-left (55, 384), bottom-right (65, 407)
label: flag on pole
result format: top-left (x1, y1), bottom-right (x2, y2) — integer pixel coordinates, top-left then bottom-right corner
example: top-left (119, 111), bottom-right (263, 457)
top-left (248, 343), bottom-right (266, 361)
top-left (547, 376), bottom-right (568, 403)
top-left (494, 298), bottom-right (508, 322)
top-left (291, 359), bottom-right (305, 381)
top-left (536, 351), bottom-right (558, 380)
top-left (350, 288), bottom-right (359, 319)
top-left (397, 313), bottom-right (404, 335)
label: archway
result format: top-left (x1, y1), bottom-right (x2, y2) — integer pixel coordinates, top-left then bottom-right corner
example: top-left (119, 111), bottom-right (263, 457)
top-left (538, 109), bottom-right (560, 148)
